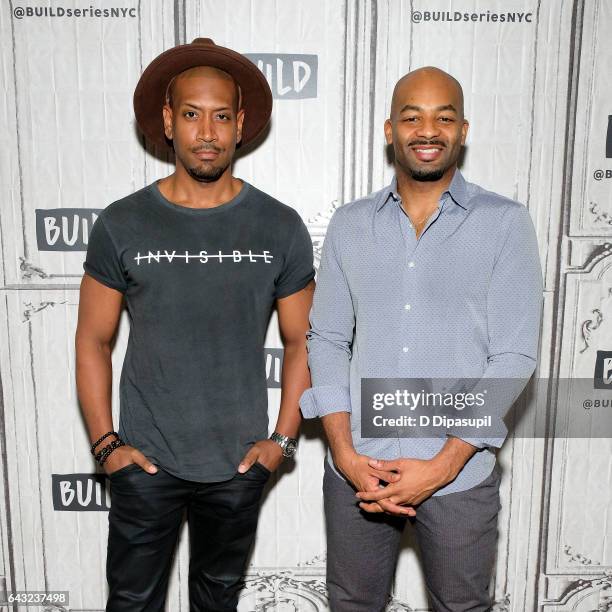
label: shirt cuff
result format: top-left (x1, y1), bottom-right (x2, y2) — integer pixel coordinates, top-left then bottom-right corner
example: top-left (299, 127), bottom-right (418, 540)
top-left (445, 433), bottom-right (507, 450)
top-left (299, 385), bottom-right (352, 419)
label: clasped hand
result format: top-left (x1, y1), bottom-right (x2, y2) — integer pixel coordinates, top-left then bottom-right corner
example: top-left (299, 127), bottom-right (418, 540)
top-left (337, 453), bottom-right (453, 516)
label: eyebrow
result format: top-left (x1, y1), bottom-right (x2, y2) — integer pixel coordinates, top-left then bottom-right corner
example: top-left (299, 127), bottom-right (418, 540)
top-left (398, 103), bottom-right (458, 113)
top-left (180, 102), bottom-right (233, 112)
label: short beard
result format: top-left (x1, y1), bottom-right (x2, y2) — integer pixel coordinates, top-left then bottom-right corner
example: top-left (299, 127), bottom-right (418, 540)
top-left (409, 166), bottom-right (447, 182)
top-left (185, 163), bottom-right (229, 183)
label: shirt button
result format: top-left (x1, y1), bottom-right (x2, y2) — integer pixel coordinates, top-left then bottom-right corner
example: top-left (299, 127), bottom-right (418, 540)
top-left (408, 261), bottom-right (415, 268)
top-left (404, 304), bottom-right (411, 310)
top-left (402, 346), bottom-right (409, 353)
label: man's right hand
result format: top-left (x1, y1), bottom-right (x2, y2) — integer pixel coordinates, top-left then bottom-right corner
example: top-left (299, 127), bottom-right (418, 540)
top-left (333, 451), bottom-right (416, 517)
top-left (102, 444), bottom-right (158, 477)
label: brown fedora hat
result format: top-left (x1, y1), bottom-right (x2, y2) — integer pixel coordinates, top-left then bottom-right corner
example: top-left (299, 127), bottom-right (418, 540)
top-left (133, 37), bottom-right (272, 148)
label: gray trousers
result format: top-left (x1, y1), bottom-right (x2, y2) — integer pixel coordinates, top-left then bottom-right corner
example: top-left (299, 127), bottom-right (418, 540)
top-left (323, 459), bottom-right (501, 612)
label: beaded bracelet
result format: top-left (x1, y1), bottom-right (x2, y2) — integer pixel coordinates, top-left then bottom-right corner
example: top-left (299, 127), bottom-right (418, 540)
top-left (90, 431), bottom-right (119, 455)
top-left (97, 440), bottom-right (125, 466)
top-left (98, 444), bottom-right (124, 466)
top-left (96, 439), bottom-right (125, 466)
top-left (95, 438), bottom-right (124, 462)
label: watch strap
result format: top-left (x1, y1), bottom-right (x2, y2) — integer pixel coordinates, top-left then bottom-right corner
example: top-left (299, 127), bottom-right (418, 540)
top-left (270, 432), bottom-right (297, 457)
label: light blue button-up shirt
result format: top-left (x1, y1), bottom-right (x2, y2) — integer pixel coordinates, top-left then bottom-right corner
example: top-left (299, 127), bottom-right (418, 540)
top-left (299, 168), bottom-right (544, 495)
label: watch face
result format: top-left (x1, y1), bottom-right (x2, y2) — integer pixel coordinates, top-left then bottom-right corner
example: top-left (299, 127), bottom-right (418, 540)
top-left (283, 440), bottom-right (297, 457)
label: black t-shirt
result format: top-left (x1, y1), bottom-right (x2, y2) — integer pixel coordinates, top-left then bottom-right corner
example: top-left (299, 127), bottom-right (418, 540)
top-left (83, 180), bottom-right (315, 482)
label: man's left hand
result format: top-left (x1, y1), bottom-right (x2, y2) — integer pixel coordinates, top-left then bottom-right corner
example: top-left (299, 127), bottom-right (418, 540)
top-left (237, 439), bottom-right (284, 474)
top-left (356, 457), bottom-right (454, 513)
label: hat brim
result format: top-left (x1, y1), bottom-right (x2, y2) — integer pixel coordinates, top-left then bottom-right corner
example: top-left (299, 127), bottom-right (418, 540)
top-left (133, 43), bottom-right (272, 148)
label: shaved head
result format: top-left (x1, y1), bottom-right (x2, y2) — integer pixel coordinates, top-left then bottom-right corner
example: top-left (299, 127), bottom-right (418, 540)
top-left (384, 66), bottom-right (468, 183)
top-left (390, 66), bottom-right (464, 120)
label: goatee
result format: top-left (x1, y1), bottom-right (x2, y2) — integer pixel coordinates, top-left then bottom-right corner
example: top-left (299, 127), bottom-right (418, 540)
top-left (186, 163), bottom-right (229, 183)
top-left (409, 166), bottom-right (447, 182)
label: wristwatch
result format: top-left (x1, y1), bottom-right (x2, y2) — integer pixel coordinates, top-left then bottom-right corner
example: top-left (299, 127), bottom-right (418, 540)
top-left (270, 432), bottom-right (298, 458)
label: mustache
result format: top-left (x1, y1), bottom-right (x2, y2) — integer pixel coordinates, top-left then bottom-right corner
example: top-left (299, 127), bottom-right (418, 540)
top-left (192, 145), bottom-right (223, 153)
top-left (408, 140), bottom-right (446, 147)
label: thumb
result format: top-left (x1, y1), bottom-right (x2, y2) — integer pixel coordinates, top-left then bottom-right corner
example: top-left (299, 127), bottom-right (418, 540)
top-left (143, 462), bottom-right (158, 474)
top-left (238, 448), bottom-right (259, 473)
top-left (368, 458), bottom-right (400, 472)
top-left (133, 449), bottom-right (158, 474)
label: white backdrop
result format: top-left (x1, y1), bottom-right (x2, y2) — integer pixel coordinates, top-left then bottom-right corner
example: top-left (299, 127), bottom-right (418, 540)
top-left (0, 1), bottom-right (611, 610)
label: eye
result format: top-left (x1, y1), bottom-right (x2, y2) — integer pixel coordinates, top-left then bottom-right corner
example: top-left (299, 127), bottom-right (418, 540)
top-left (439, 117), bottom-right (454, 123)
top-left (402, 116), bottom-right (418, 122)
top-left (216, 113), bottom-right (231, 121)
top-left (184, 111), bottom-right (197, 119)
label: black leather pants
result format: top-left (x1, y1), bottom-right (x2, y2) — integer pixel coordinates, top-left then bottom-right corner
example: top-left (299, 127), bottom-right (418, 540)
top-left (105, 462), bottom-right (271, 611)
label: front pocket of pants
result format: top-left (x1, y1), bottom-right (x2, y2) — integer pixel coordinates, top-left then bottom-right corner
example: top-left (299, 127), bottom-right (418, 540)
top-left (108, 463), bottom-right (142, 479)
top-left (252, 461), bottom-right (271, 477)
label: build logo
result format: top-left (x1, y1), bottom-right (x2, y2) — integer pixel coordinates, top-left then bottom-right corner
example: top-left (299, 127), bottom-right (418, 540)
top-left (594, 350), bottom-right (612, 389)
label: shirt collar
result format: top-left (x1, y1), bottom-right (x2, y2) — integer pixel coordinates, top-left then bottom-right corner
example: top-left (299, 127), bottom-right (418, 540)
top-left (376, 168), bottom-right (470, 212)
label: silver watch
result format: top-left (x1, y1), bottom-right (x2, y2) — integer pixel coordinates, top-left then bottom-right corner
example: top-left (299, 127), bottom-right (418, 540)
top-left (270, 432), bottom-right (298, 458)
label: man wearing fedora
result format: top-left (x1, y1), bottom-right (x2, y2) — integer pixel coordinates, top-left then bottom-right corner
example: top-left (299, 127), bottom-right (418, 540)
top-left (75, 38), bottom-right (315, 611)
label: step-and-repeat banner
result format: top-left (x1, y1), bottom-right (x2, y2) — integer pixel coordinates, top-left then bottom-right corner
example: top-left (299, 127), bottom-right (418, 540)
top-left (0, 1), bottom-right (611, 610)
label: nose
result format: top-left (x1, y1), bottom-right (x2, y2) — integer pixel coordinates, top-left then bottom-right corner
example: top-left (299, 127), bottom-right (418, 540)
top-left (415, 116), bottom-right (440, 140)
top-left (197, 114), bottom-right (216, 143)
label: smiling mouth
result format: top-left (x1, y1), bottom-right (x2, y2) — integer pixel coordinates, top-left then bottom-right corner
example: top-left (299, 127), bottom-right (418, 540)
top-left (411, 146), bottom-right (444, 162)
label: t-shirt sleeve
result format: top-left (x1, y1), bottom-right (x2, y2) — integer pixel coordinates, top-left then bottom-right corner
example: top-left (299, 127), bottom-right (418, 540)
top-left (274, 216), bottom-right (315, 299)
top-left (83, 216), bottom-right (128, 293)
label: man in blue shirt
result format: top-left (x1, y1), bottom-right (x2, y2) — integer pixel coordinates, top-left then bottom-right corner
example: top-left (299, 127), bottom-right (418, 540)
top-left (299, 67), bottom-right (543, 611)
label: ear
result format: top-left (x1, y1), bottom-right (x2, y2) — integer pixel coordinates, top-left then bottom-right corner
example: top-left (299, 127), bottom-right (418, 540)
top-left (162, 104), bottom-right (173, 141)
top-left (460, 119), bottom-right (469, 146)
top-left (236, 108), bottom-right (245, 144)
top-left (384, 118), bottom-right (393, 145)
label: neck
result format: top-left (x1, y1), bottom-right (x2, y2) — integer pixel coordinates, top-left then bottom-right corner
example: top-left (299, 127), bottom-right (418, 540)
top-left (158, 163), bottom-right (242, 209)
top-left (395, 164), bottom-right (457, 208)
